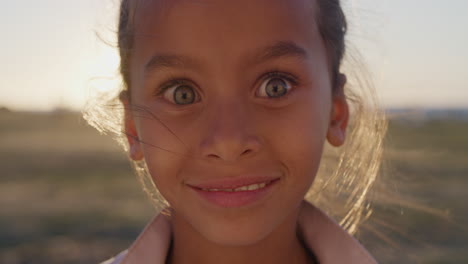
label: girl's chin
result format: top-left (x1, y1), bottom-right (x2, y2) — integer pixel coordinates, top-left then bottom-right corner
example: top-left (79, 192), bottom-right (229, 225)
top-left (198, 224), bottom-right (275, 247)
top-left (185, 208), bottom-right (293, 247)
top-left (170, 207), bottom-right (277, 246)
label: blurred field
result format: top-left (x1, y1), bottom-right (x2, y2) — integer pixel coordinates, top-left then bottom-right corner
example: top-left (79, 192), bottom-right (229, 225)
top-left (0, 110), bottom-right (467, 264)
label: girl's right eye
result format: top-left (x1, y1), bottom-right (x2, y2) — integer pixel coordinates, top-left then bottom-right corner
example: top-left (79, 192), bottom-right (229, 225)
top-left (155, 79), bottom-right (199, 105)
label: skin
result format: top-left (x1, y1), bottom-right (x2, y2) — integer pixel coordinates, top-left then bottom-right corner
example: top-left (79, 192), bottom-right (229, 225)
top-left (123, 0), bottom-right (349, 263)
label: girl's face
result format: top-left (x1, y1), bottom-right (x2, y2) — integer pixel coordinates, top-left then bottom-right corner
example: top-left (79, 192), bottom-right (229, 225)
top-left (126, 0), bottom-right (348, 246)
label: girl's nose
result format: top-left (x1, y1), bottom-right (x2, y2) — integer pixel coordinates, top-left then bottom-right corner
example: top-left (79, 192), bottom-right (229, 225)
top-left (199, 102), bottom-right (261, 163)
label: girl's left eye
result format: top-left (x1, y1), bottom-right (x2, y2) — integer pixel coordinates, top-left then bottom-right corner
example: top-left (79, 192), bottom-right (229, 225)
top-left (256, 73), bottom-right (295, 99)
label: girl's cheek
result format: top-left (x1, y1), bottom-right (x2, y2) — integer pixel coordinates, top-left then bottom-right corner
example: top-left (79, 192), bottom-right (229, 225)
top-left (138, 119), bottom-right (188, 199)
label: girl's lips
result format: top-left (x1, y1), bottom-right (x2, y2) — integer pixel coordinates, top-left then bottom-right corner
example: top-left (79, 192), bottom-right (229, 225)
top-left (188, 178), bottom-right (280, 208)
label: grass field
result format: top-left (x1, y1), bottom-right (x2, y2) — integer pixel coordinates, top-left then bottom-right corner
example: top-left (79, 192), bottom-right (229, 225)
top-left (0, 111), bottom-right (467, 263)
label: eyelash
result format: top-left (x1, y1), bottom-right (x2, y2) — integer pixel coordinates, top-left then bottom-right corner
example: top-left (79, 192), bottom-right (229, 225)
top-left (155, 78), bottom-right (191, 97)
top-left (154, 71), bottom-right (299, 103)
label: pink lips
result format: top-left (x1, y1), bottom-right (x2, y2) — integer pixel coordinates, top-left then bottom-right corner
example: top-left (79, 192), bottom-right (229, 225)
top-left (187, 176), bottom-right (280, 208)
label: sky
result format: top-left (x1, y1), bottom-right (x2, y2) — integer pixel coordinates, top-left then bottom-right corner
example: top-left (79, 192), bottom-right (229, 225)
top-left (1, 0), bottom-right (467, 111)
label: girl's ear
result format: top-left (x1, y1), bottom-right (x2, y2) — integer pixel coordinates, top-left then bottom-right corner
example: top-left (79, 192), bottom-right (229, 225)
top-left (327, 73), bottom-right (349, 147)
top-left (120, 91), bottom-right (144, 161)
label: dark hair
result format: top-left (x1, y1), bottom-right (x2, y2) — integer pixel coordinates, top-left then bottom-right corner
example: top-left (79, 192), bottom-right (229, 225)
top-left (316, 0), bottom-right (347, 88)
top-left (117, 0), bottom-right (133, 97)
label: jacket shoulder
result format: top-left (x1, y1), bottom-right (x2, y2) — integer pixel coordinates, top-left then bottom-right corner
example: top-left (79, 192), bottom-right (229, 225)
top-left (100, 250), bottom-right (128, 264)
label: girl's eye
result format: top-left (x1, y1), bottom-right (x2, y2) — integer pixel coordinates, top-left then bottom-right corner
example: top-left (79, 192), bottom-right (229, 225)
top-left (156, 80), bottom-right (198, 105)
top-left (256, 73), bottom-right (295, 99)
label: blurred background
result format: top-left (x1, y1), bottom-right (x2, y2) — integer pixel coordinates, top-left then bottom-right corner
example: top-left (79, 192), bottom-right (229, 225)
top-left (1, 0), bottom-right (467, 263)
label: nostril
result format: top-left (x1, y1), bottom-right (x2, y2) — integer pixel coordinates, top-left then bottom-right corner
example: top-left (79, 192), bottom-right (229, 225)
top-left (207, 154), bottom-right (220, 159)
top-left (242, 149), bottom-right (252, 155)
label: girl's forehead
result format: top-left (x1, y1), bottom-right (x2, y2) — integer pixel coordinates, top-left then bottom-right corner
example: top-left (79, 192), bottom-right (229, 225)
top-left (129, 0), bottom-right (324, 73)
top-left (131, 0), bottom-right (317, 34)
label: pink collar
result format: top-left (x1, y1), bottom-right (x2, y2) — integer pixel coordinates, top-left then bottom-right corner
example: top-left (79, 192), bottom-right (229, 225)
top-left (103, 201), bottom-right (377, 264)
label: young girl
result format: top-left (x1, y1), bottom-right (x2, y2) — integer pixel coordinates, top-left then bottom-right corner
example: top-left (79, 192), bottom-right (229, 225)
top-left (91, 0), bottom-right (386, 263)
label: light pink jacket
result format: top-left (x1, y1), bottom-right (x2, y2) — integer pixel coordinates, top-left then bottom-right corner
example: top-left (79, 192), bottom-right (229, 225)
top-left (102, 201), bottom-right (377, 264)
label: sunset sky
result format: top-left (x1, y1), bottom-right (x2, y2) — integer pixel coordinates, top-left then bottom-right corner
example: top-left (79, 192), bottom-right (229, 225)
top-left (1, 0), bottom-right (467, 111)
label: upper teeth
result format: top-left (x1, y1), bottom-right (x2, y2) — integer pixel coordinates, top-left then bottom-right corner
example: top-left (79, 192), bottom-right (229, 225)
top-left (202, 182), bottom-right (268, 192)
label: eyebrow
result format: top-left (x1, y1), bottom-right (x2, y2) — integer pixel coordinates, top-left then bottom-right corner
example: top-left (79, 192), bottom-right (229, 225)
top-left (250, 41), bottom-right (308, 66)
top-left (144, 41), bottom-right (308, 74)
top-left (144, 54), bottom-right (199, 74)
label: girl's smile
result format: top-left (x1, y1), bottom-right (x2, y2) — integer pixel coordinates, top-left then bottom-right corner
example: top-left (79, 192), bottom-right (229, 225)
top-left (186, 172), bottom-right (282, 208)
top-left (123, 0), bottom-right (349, 262)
